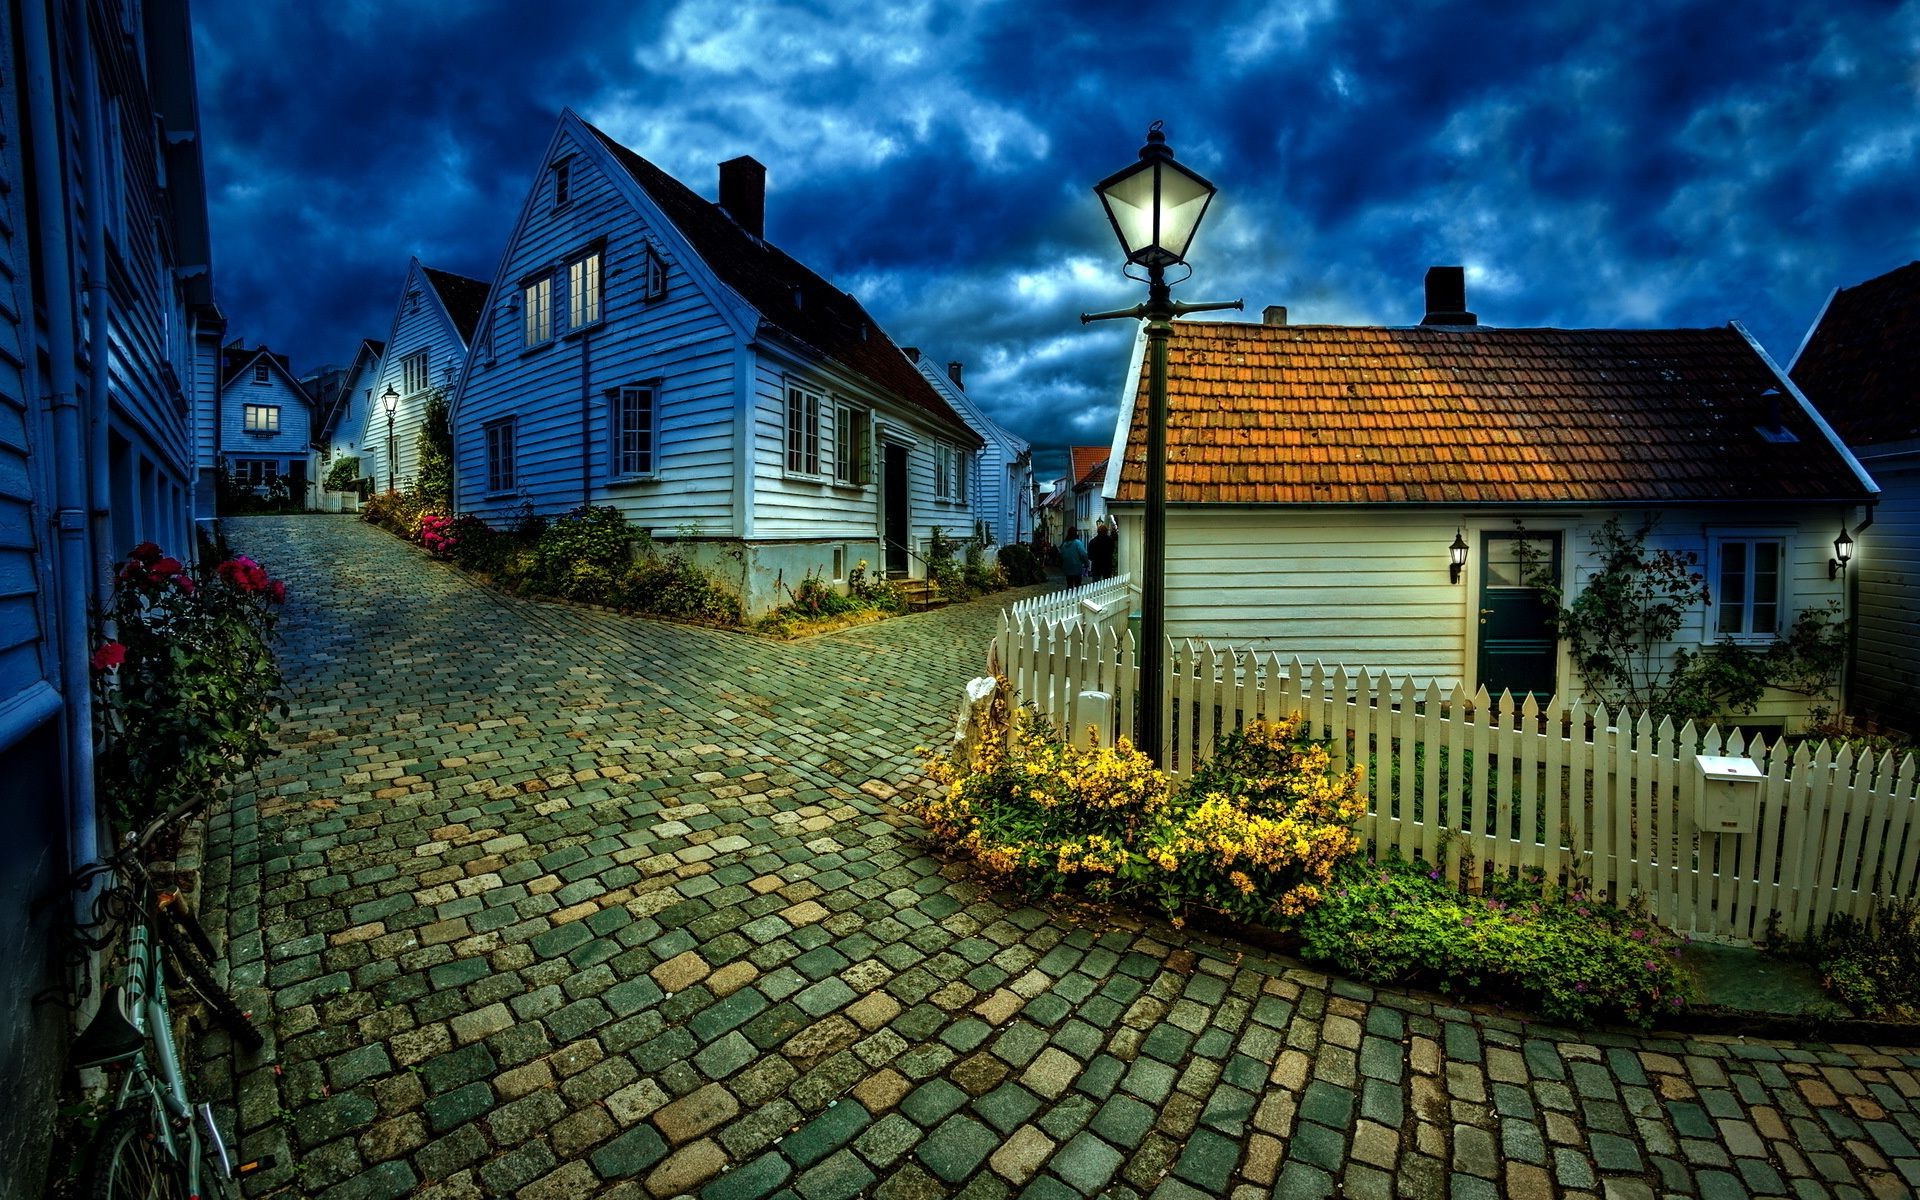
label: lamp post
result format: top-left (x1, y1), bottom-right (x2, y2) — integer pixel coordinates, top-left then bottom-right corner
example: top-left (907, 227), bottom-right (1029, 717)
top-left (382, 384), bottom-right (399, 493)
top-left (1082, 123), bottom-right (1241, 765)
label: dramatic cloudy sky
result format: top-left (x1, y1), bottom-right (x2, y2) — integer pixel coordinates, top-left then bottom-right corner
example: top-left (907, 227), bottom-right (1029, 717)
top-left (195, 0), bottom-right (1919, 484)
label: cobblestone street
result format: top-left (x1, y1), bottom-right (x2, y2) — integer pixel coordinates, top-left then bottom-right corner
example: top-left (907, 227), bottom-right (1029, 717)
top-left (202, 516), bottom-right (1920, 1200)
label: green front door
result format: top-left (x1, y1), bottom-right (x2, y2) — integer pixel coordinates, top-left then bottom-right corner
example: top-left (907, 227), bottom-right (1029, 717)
top-left (1476, 531), bottom-right (1561, 701)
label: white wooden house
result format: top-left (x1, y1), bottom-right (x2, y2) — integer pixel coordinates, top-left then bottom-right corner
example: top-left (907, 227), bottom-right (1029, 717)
top-left (1069, 445), bottom-right (1110, 534)
top-left (219, 344), bottom-right (318, 504)
top-left (363, 259), bottom-right (486, 493)
top-left (1791, 261), bottom-right (1920, 734)
top-left (313, 338), bottom-right (383, 475)
top-left (1101, 271), bottom-right (1878, 730)
top-left (1, 0), bottom-right (220, 1189)
top-left (907, 351), bottom-right (1034, 547)
top-left (449, 110), bottom-right (983, 614)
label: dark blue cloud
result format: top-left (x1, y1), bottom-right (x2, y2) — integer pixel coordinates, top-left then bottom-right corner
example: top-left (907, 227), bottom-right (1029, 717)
top-left (195, 0), bottom-right (1920, 487)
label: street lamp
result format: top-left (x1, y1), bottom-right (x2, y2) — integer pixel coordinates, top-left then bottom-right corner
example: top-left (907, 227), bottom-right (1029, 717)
top-left (1082, 123), bottom-right (1241, 765)
top-left (382, 385), bottom-right (399, 493)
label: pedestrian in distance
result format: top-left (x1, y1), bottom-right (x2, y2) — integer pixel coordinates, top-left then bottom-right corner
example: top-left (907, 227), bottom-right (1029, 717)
top-left (1058, 526), bottom-right (1088, 586)
top-left (1088, 519), bottom-right (1116, 581)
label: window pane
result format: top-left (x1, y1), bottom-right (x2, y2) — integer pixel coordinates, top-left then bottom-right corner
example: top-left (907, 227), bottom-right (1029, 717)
top-left (1485, 536), bottom-right (1551, 588)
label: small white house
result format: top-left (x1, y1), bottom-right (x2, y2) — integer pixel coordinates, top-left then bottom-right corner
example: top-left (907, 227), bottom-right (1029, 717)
top-left (219, 343), bottom-right (317, 504)
top-left (908, 351), bottom-right (1033, 547)
top-left (313, 338), bottom-right (383, 475)
top-left (449, 110), bottom-right (983, 615)
top-left (363, 259), bottom-right (487, 494)
top-left (1101, 271), bottom-right (1878, 730)
top-left (1069, 445), bottom-right (1110, 534)
top-left (1791, 260), bottom-right (1920, 734)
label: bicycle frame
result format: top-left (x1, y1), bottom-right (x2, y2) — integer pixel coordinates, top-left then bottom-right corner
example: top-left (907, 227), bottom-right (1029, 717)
top-left (116, 916), bottom-right (231, 1193)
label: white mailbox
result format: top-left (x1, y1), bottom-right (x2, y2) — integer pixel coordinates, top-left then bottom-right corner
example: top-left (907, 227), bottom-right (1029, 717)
top-left (1694, 754), bottom-right (1763, 835)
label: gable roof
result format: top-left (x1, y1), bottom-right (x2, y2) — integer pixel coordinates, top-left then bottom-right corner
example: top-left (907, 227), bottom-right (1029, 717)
top-left (1789, 261), bottom-right (1920, 447)
top-left (911, 353), bottom-right (1031, 457)
top-left (420, 266), bottom-right (490, 345)
top-left (313, 339), bottom-right (384, 443)
top-left (1070, 446), bottom-right (1107, 491)
top-left (1110, 322), bottom-right (1874, 506)
top-left (220, 344), bottom-right (313, 405)
top-left (584, 122), bottom-right (980, 448)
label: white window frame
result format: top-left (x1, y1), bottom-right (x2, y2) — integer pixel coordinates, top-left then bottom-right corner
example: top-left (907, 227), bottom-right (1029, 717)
top-left (785, 382), bottom-right (824, 478)
top-left (1708, 531), bottom-right (1792, 643)
top-left (643, 245), bottom-right (668, 302)
top-left (610, 384), bottom-right (655, 480)
top-left (252, 361), bottom-right (269, 384)
top-left (833, 401), bottom-right (870, 486)
top-left (484, 419), bottom-right (516, 494)
top-left (401, 349), bottom-right (430, 396)
top-left (243, 404), bottom-right (279, 433)
top-left (568, 249), bottom-right (602, 331)
top-left (552, 158), bottom-right (572, 210)
top-left (523, 275), bottom-right (553, 347)
top-left (934, 445), bottom-right (952, 500)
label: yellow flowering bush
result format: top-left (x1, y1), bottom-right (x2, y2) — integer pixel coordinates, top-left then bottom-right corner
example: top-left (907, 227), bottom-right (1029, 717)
top-left (914, 694), bottom-right (1364, 926)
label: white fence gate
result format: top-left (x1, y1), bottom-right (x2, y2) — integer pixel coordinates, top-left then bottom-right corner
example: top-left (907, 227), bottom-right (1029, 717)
top-left (995, 613), bottom-right (1920, 944)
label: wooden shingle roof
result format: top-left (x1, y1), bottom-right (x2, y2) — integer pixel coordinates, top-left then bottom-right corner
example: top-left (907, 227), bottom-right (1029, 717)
top-left (420, 266), bottom-right (490, 346)
top-left (1112, 322), bottom-right (1871, 505)
top-left (1790, 261), bottom-right (1920, 447)
top-left (587, 124), bottom-right (980, 448)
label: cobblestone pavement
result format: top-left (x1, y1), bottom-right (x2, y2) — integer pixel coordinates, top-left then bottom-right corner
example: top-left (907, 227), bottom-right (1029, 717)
top-left (200, 516), bottom-right (1920, 1200)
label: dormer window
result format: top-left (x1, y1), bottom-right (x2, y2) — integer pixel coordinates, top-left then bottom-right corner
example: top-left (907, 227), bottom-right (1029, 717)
top-left (552, 159), bottom-right (572, 210)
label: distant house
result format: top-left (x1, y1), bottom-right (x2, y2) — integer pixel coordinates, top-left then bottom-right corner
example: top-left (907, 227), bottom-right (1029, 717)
top-left (1790, 261), bottom-right (1920, 734)
top-left (312, 338), bottom-right (384, 474)
top-left (1069, 445), bottom-right (1110, 533)
top-left (364, 259), bottom-right (486, 493)
top-left (450, 110), bottom-right (982, 614)
top-left (907, 351), bottom-right (1034, 546)
top-left (220, 343), bottom-right (318, 505)
top-left (1101, 269), bottom-right (1877, 728)
top-left (0, 0), bottom-right (220, 1190)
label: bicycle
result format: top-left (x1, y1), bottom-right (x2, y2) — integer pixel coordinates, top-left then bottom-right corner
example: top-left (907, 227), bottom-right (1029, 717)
top-left (67, 794), bottom-right (271, 1198)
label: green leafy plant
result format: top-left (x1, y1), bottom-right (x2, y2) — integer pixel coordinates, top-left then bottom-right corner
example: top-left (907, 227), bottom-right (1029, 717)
top-left (530, 505), bottom-right (637, 592)
top-left (996, 543), bottom-right (1046, 586)
top-left (414, 390), bottom-right (454, 510)
top-left (926, 526), bottom-right (963, 596)
top-left (323, 455), bottom-right (361, 492)
top-left (848, 559), bottom-right (905, 612)
top-left (92, 541), bottom-right (289, 826)
top-left (1787, 896), bottom-right (1920, 1016)
top-left (618, 552), bottom-right (742, 624)
top-left (1296, 856), bottom-right (1694, 1027)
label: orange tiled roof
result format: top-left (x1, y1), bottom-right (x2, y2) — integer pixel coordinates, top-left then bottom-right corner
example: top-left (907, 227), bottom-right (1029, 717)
top-left (1790, 261), bottom-right (1920, 448)
top-left (1069, 446), bottom-right (1107, 491)
top-left (1112, 323), bottom-right (1870, 505)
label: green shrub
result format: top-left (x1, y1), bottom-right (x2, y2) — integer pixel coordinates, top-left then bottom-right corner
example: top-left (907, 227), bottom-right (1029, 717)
top-left (962, 539), bottom-right (1006, 595)
top-left (446, 515), bottom-right (519, 575)
top-left (848, 559), bottom-right (905, 612)
top-left (1296, 857), bottom-right (1694, 1026)
top-left (415, 392), bottom-right (454, 510)
top-left (926, 526), bottom-right (964, 595)
top-left (1791, 896), bottom-right (1920, 1016)
top-left (323, 455), bottom-right (361, 492)
top-left (360, 490), bottom-right (422, 536)
top-left (531, 505), bottom-right (637, 592)
top-left (619, 554), bottom-right (742, 623)
top-left (997, 543), bottom-right (1046, 586)
top-left (916, 708), bottom-right (1365, 927)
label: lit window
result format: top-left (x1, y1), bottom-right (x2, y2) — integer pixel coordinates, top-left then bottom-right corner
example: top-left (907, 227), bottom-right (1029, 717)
top-left (612, 385), bottom-right (654, 477)
top-left (243, 404), bottom-right (279, 433)
top-left (485, 420), bottom-right (516, 493)
top-left (786, 384), bottom-right (822, 476)
top-left (568, 250), bottom-right (602, 330)
top-left (523, 276), bottom-right (552, 346)
top-left (834, 403), bottom-right (870, 486)
top-left (402, 349), bottom-right (430, 395)
top-left (1715, 537), bottom-right (1785, 638)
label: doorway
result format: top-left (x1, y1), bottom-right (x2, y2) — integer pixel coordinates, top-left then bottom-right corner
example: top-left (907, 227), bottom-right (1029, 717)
top-left (883, 442), bottom-right (909, 576)
top-left (1476, 530), bottom-right (1562, 701)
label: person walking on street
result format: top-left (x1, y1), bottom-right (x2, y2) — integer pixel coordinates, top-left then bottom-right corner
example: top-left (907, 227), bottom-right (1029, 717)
top-left (1088, 519), bottom-right (1116, 581)
top-left (1059, 527), bottom-right (1088, 586)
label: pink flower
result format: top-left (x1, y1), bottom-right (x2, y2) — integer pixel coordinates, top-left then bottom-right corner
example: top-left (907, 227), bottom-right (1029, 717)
top-left (152, 557), bottom-right (183, 577)
top-left (128, 542), bottom-right (161, 564)
top-left (268, 579), bottom-right (288, 604)
top-left (90, 641), bottom-right (127, 671)
top-left (174, 575), bottom-right (196, 594)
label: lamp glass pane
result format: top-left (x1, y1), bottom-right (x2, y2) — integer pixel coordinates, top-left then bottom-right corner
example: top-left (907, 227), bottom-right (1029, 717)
top-left (1097, 163), bottom-right (1160, 259)
top-left (1155, 163), bottom-right (1215, 261)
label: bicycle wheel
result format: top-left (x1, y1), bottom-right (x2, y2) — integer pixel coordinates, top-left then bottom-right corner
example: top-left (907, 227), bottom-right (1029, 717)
top-left (155, 908), bottom-right (265, 1052)
top-left (84, 1106), bottom-right (189, 1200)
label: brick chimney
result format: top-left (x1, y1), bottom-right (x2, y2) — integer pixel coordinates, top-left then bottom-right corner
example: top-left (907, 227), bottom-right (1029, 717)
top-left (1262, 305), bottom-right (1288, 326)
top-left (1421, 266), bottom-right (1477, 326)
top-left (902, 347), bottom-right (920, 363)
top-left (718, 156), bottom-right (766, 239)
top-left (948, 361), bottom-right (963, 389)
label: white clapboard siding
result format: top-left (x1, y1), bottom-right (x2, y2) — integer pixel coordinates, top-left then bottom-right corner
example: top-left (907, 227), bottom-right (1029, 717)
top-left (1107, 504), bottom-right (1853, 728)
top-left (454, 124), bottom-right (739, 528)
top-left (913, 355), bottom-right (1032, 547)
top-left (996, 613), bottom-right (1920, 944)
top-left (1848, 452), bottom-right (1920, 732)
top-left (363, 260), bottom-right (470, 494)
top-left (222, 358), bottom-right (313, 475)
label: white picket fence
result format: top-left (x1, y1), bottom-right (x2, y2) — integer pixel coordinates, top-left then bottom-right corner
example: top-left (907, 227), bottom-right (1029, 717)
top-left (995, 613), bottom-right (1920, 945)
top-left (1007, 573), bottom-right (1133, 628)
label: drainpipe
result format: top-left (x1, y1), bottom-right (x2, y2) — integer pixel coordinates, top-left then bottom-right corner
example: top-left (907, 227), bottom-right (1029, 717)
top-left (580, 328), bottom-right (593, 507)
top-left (80, 16), bottom-right (115, 591)
top-left (24, 0), bottom-right (102, 917)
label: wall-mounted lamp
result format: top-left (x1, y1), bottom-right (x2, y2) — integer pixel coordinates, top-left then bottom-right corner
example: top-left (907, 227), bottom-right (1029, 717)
top-left (1449, 529), bottom-right (1470, 584)
top-left (1830, 528), bottom-right (1854, 580)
